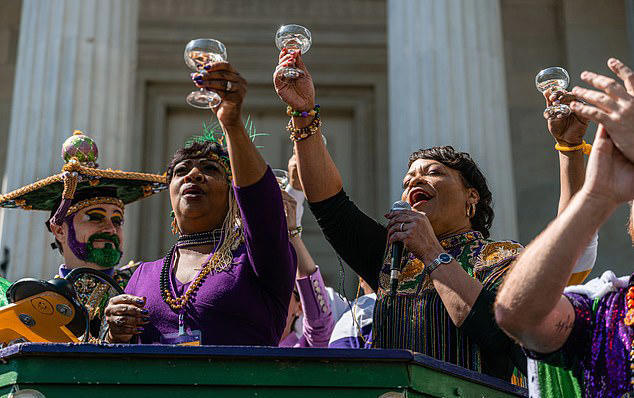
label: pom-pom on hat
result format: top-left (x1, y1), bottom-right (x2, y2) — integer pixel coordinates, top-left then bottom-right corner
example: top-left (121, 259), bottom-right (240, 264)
top-left (62, 130), bottom-right (99, 166)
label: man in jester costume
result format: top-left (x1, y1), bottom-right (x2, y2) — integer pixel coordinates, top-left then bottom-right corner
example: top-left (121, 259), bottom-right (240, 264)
top-left (0, 130), bottom-right (167, 339)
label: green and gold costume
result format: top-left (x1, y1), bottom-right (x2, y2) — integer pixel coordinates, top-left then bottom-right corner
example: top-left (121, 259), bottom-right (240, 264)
top-left (374, 231), bottom-right (524, 377)
top-left (0, 277), bottom-right (10, 307)
top-left (0, 131), bottom-right (167, 340)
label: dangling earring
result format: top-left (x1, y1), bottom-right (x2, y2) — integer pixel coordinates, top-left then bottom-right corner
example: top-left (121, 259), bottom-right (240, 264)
top-left (170, 210), bottom-right (180, 235)
top-left (466, 203), bottom-right (476, 218)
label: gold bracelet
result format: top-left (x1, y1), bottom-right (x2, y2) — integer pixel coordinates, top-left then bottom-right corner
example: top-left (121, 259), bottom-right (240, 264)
top-left (555, 140), bottom-right (592, 155)
top-left (287, 115), bottom-right (321, 142)
top-left (288, 226), bottom-right (303, 238)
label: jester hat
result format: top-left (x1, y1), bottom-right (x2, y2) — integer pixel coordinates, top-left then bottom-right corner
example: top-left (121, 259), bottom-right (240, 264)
top-left (0, 131), bottom-right (167, 226)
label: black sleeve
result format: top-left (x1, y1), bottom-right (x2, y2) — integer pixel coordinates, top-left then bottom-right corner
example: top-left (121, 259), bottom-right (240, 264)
top-left (308, 189), bottom-right (388, 291)
top-left (461, 288), bottom-right (528, 377)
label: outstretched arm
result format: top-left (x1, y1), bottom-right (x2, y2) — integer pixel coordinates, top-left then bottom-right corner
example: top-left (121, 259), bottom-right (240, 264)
top-left (273, 50), bottom-right (388, 290)
top-left (194, 61), bottom-right (267, 187)
top-left (195, 61), bottom-right (296, 300)
top-left (282, 190), bottom-right (334, 347)
top-left (495, 125), bottom-right (634, 353)
top-left (282, 190), bottom-right (317, 278)
top-left (543, 88), bottom-right (597, 284)
top-left (273, 50), bottom-right (342, 202)
top-left (542, 88), bottom-right (589, 213)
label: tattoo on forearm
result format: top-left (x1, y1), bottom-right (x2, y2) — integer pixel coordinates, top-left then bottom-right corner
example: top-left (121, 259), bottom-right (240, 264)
top-left (554, 314), bottom-right (573, 334)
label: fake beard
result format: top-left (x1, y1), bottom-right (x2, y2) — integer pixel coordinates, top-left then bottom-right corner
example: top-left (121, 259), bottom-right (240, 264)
top-left (66, 215), bottom-right (122, 268)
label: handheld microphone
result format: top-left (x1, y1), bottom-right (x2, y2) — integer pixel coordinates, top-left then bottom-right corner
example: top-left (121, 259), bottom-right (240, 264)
top-left (389, 200), bottom-right (411, 296)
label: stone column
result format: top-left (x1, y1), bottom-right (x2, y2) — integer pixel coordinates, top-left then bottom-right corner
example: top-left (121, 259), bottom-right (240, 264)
top-left (387, 0), bottom-right (518, 239)
top-left (627, 0), bottom-right (634, 56)
top-left (0, 0), bottom-right (139, 280)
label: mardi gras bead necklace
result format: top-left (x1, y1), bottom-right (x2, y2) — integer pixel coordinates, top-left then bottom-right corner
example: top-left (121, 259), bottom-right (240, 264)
top-left (176, 230), bottom-right (223, 249)
top-left (159, 228), bottom-right (242, 313)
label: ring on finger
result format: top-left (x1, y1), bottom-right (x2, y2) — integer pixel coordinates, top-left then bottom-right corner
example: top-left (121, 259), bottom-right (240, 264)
top-left (225, 80), bottom-right (232, 92)
top-left (400, 222), bottom-right (405, 232)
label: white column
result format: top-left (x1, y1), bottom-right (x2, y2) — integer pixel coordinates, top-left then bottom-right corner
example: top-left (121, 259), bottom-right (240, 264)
top-left (0, 0), bottom-right (139, 280)
top-left (387, 0), bottom-right (518, 240)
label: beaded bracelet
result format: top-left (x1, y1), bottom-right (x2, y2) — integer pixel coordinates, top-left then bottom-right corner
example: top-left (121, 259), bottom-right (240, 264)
top-left (287, 104), bottom-right (320, 118)
top-left (289, 226), bottom-right (303, 238)
top-left (287, 114), bottom-right (321, 142)
top-left (555, 140), bottom-right (592, 155)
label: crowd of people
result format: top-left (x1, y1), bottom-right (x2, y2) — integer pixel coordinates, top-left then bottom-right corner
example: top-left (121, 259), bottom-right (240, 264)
top-left (0, 45), bottom-right (633, 397)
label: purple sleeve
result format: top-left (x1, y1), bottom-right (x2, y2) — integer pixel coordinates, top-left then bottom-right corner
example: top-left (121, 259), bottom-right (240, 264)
top-left (233, 167), bottom-right (297, 298)
top-left (296, 267), bottom-right (335, 348)
top-left (524, 292), bottom-right (594, 370)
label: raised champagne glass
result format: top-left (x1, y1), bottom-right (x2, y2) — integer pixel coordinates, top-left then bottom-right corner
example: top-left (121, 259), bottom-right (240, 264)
top-left (184, 39), bottom-right (227, 109)
top-left (275, 24), bottom-right (312, 80)
top-left (535, 67), bottom-right (571, 117)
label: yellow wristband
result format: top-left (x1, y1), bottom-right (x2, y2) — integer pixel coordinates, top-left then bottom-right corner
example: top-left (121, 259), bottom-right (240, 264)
top-left (555, 140), bottom-right (592, 155)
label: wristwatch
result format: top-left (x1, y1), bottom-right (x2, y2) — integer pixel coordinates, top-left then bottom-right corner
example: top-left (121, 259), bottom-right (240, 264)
top-left (425, 252), bottom-right (453, 276)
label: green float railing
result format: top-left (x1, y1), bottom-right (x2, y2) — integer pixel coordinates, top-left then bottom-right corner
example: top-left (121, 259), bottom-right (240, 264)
top-left (0, 343), bottom-right (527, 398)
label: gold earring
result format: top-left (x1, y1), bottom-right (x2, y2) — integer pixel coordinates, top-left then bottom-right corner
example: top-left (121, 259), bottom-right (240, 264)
top-left (171, 218), bottom-right (180, 235)
top-left (467, 203), bottom-right (476, 218)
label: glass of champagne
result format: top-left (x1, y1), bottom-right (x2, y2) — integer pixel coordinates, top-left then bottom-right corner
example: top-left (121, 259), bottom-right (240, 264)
top-left (272, 169), bottom-right (289, 190)
top-left (275, 24), bottom-right (312, 80)
top-left (184, 39), bottom-right (227, 109)
top-left (535, 67), bottom-right (571, 117)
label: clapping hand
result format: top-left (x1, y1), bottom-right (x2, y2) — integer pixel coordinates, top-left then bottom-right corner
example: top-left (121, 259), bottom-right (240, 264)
top-left (582, 124), bottom-right (634, 206)
top-left (569, 58), bottom-right (634, 162)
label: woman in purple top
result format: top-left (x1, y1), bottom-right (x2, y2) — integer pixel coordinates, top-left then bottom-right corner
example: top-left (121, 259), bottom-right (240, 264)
top-left (104, 61), bottom-right (297, 346)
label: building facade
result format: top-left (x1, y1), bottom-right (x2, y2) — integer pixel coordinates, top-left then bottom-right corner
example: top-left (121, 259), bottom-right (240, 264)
top-left (0, 0), bottom-right (632, 291)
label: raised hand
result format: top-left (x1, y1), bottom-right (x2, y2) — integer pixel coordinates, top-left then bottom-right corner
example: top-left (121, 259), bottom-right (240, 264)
top-left (543, 89), bottom-right (589, 146)
top-left (192, 61), bottom-right (247, 128)
top-left (569, 58), bottom-right (634, 162)
top-left (274, 49), bottom-right (315, 112)
top-left (582, 124), bottom-right (634, 205)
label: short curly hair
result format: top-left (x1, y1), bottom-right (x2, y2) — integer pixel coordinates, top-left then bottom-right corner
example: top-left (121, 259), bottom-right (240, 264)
top-left (408, 146), bottom-right (494, 239)
top-left (166, 141), bottom-right (230, 184)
